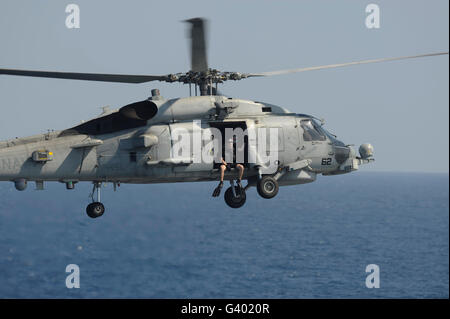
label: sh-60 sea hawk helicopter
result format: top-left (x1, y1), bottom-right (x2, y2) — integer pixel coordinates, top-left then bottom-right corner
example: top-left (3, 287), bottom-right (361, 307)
top-left (0, 18), bottom-right (448, 217)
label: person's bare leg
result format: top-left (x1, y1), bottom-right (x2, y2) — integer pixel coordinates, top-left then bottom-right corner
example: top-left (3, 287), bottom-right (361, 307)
top-left (237, 164), bottom-right (244, 181)
top-left (220, 164), bottom-right (226, 182)
top-left (236, 164), bottom-right (244, 194)
top-left (212, 164), bottom-right (226, 197)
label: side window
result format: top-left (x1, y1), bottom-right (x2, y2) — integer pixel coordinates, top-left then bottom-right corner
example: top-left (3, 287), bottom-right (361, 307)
top-left (300, 119), bottom-right (326, 141)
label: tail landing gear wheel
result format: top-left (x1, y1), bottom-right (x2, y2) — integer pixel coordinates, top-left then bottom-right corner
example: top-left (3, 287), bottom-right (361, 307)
top-left (87, 182), bottom-right (105, 218)
top-left (86, 202), bottom-right (105, 218)
top-left (257, 176), bottom-right (279, 199)
top-left (224, 186), bottom-right (246, 208)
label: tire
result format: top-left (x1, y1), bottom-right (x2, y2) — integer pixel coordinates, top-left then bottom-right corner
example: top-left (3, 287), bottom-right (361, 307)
top-left (86, 202), bottom-right (105, 218)
top-left (257, 175), bottom-right (279, 199)
top-left (224, 186), bottom-right (246, 209)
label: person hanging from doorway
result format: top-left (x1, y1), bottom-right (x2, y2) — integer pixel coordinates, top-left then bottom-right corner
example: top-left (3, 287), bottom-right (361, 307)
top-left (212, 135), bottom-right (245, 197)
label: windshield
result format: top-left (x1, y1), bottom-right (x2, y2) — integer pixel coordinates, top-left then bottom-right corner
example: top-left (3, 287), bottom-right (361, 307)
top-left (316, 122), bottom-right (346, 146)
top-left (300, 119), bottom-right (326, 141)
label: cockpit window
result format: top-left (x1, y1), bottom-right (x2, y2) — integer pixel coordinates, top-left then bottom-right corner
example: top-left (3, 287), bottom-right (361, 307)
top-left (300, 119), bottom-right (326, 141)
top-left (321, 126), bottom-right (345, 146)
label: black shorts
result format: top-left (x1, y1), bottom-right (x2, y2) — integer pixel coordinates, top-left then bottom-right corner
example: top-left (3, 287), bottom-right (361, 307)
top-left (226, 163), bottom-right (243, 170)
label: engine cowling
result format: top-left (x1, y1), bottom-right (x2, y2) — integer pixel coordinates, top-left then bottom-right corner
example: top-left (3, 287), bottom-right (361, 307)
top-left (119, 100), bottom-right (158, 121)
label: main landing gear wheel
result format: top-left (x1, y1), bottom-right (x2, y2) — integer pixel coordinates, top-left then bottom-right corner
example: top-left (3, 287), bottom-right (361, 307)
top-left (224, 186), bottom-right (246, 208)
top-left (86, 202), bottom-right (105, 218)
top-left (257, 175), bottom-right (279, 199)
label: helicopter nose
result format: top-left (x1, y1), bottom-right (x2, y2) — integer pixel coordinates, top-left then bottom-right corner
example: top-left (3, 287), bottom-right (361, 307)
top-left (334, 145), bottom-right (351, 164)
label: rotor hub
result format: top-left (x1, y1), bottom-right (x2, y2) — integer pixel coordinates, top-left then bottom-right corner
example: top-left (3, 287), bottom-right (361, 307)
top-left (165, 69), bottom-right (249, 85)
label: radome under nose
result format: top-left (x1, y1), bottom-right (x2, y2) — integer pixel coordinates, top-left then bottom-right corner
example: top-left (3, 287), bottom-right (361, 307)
top-left (334, 145), bottom-right (351, 164)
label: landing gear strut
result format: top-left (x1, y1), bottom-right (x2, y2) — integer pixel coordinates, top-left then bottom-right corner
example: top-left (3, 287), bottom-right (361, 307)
top-left (86, 182), bottom-right (105, 218)
top-left (224, 180), bottom-right (247, 208)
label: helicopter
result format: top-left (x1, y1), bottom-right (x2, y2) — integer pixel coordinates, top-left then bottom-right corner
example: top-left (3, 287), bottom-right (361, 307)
top-left (0, 18), bottom-right (448, 217)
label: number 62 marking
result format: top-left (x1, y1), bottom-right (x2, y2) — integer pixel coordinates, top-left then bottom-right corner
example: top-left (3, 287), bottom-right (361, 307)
top-left (321, 158), bottom-right (332, 165)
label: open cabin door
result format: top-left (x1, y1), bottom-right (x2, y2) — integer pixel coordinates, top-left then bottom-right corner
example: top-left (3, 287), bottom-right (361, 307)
top-left (208, 121), bottom-right (249, 169)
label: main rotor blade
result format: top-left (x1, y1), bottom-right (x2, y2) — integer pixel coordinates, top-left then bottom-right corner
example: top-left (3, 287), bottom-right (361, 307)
top-left (247, 52), bottom-right (449, 77)
top-left (0, 69), bottom-right (168, 83)
top-left (185, 18), bottom-right (208, 72)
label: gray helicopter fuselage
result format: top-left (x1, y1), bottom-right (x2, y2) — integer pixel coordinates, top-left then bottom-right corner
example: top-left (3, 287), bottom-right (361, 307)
top-left (0, 95), bottom-right (372, 189)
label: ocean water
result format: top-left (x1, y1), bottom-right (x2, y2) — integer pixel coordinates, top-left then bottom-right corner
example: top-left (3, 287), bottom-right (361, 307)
top-left (0, 172), bottom-right (448, 298)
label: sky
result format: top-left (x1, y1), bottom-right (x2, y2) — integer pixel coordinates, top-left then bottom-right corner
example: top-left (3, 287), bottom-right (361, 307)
top-left (0, 0), bottom-right (448, 173)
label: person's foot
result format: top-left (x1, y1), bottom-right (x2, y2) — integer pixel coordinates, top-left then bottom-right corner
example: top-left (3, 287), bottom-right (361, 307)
top-left (212, 182), bottom-right (223, 197)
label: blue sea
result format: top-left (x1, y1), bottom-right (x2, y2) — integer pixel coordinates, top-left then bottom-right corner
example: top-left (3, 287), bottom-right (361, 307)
top-left (0, 172), bottom-right (448, 298)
